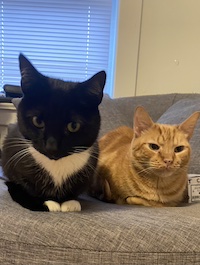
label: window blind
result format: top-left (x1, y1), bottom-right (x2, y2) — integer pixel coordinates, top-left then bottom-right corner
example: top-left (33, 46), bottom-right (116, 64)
top-left (0, 0), bottom-right (117, 95)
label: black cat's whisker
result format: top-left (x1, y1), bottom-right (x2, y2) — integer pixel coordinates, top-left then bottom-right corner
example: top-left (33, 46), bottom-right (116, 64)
top-left (6, 150), bottom-right (30, 168)
top-left (73, 146), bottom-right (88, 150)
top-left (3, 144), bottom-right (30, 151)
top-left (82, 154), bottom-right (99, 170)
top-left (4, 148), bottom-right (30, 170)
top-left (3, 139), bottom-right (32, 149)
top-left (85, 163), bottom-right (98, 175)
top-left (71, 147), bottom-right (99, 161)
top-left (67, 150), bottom-right (98, 176)
top-left (12, 151), bottom-right (31, 170)
top-left (3, 139), bottom-right (31, 144)
top-left (4, 137), bottom-right (32, 143)
top-left (74, 146), bottom-right (99, 153)
top-left (70, 154), bottom-right (98, 173)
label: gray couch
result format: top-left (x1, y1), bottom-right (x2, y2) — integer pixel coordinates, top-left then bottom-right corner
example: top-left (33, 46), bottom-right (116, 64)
top-left (1, 93), bottom-right (200, 265)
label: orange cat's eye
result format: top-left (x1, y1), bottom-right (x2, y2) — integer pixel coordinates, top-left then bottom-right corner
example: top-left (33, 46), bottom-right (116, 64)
top-left (174, 146), bottom-right (184, 153)
top-left (149, 143), bottom-right (160, 151)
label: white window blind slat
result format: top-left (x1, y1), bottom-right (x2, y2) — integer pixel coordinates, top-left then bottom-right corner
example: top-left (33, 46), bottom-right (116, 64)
top-left (0, 0), bottom-right (117, 95)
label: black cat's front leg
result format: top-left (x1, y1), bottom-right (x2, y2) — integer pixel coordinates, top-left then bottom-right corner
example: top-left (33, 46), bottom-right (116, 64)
top-left (6, 181), bottom-right (81, 212)
top-left (6, 181), bottom-right (49, 211)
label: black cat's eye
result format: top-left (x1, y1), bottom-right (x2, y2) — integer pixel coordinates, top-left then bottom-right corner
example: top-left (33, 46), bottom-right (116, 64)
top-left (67, 122), bottom-right (81, 133)
top-left (149, 143), bottom-right (160, 151)
top-left (174, 145), bottom-right (185, 153)
top-left (32, 116), bottom-right (45, 129)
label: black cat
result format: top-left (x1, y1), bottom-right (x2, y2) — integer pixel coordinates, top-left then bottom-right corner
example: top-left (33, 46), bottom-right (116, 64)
top-left (2, 54), bottom-right (106, 211)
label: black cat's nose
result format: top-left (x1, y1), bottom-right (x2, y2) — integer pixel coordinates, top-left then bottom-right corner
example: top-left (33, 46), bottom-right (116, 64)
top-left (46, 137), bottom-right (58, 152)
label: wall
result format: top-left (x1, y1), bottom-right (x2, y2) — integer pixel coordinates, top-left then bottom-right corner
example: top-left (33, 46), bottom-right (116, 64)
top-left (114, 0), bottom-right (200, 97)
top-left (113, 0), bottom-right (142, 98)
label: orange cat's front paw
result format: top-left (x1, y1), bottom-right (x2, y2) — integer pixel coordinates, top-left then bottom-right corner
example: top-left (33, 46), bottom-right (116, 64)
top-left (126, 196), bottom-right (164, 207)
top-left (126, 196), bottom-right (147, 206)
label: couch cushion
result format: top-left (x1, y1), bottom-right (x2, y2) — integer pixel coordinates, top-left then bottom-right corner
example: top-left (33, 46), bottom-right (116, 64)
top-left (111, 93), bottom-right (200, 128)
top-left (99, 93), bottom-right (179, 137)
top-left (157, 98), bottom-right (200, 174)
top-left (99, 95), bottom-right (129, 137)
top-left (112, 93), bottom-right (177, 123)
top-left (1, 176), bottom-right (200, 265)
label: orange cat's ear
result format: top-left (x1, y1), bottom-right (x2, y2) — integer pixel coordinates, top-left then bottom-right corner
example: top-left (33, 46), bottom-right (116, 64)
top-left (134, 106), bottom-right (154, 137)
top-left (178, 111), bottom-right (200, 140)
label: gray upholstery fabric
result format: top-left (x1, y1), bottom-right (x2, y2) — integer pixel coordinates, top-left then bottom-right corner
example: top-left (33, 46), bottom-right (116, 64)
top-left (1, 177), bottom-right (200, 265)
top-left (99, 94), bottom-right (128, 137)
top-left (100, 93), bottom-right (200, 133)
top-left (1, 93), bottom-right (200, 264)
top-left (99, 94), bottom-right (178, 137)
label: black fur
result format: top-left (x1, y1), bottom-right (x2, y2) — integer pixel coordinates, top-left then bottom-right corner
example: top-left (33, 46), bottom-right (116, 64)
top-left (2, 54), bottom-right (106, 211)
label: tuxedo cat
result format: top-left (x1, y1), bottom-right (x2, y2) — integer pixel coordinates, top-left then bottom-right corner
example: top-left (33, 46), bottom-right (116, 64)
top-left (2, 54), bottom-right (106, 212)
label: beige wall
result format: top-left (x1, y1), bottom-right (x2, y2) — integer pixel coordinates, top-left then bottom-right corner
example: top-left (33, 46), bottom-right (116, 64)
top-left (113, 0), bottom-right (142, 98)
top-left (114, 0), bottom-right (200, 97)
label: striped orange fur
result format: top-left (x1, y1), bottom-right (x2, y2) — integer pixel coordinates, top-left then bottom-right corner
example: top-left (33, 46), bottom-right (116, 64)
top-left (92, 107), bottom-right (200, 207)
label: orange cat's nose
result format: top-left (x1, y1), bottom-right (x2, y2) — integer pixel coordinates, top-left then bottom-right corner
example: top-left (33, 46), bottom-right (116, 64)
top-left (164, 159), bottom-right (173, 167)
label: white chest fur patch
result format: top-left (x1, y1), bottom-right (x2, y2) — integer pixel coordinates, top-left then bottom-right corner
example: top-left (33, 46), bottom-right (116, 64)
top-left (28, 146), bottom-right (91, 186)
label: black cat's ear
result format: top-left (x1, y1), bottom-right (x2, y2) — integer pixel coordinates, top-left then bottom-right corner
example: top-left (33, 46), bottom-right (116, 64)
top-left (79, 71), bottom-right (106, 106)
top-left (19, 54), bottom-right (45, 95)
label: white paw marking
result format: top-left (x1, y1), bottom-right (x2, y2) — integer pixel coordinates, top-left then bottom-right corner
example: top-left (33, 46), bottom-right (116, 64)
top-left (44, 200), bottom-right (61, 212)
top-left (61, 200), bottom-right (81, 212)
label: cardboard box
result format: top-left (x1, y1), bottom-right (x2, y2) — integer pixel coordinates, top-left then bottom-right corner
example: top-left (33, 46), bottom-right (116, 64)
top-left (188, 174), bottom-right (200, 203)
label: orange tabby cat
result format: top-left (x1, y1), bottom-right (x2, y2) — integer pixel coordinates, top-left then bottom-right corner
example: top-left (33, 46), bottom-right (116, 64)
top-left (92, 106), bottom-right (200, 207)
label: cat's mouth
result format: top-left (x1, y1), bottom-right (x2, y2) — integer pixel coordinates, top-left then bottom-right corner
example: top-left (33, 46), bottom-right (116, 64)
top-left (34, 140), bottom-right (89, 160)
top-left (37, 148), bottom-right (70, 160)
top-left (155, 166), bottom-right (177, 177)
top-left (45, 149), bottom-right (75, 160)
top-left (41, 148), bottom-right (85, 160)
top-left (46, 154), bottom-right (61, 160)
top-left (33, 142), bottom-right (72, 160)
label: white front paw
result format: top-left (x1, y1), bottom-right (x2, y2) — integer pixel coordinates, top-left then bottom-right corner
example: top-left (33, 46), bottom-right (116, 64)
top-left (44, 200), bottom-right (61, 212)
top-left (61, 200), bottom-right (81, 212)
